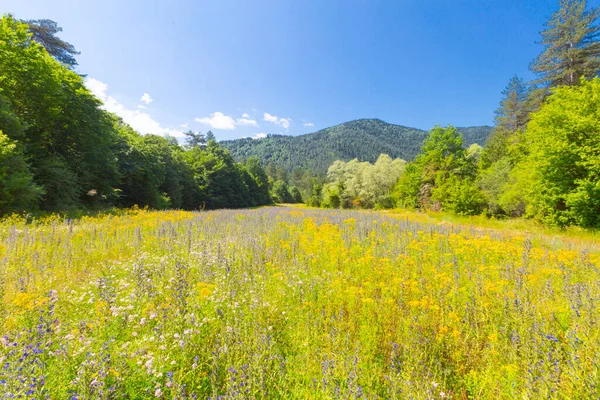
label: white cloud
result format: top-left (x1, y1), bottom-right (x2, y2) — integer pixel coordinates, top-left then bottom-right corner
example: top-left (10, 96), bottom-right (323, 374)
top-left (195, 112), bottom-right (236, 130)
top-left (180, 123), bottom-right (188, 129)
top-left (263, 112), bottom-right (291, 129)
top-left (140, 93), bottom-right (153, 104)
top-left (236, 116), bottom-right (258, 127)
top-left (86, 78), bottom-right (108, 99)
top-left (85, 77), bottom-right (183, 137)
top-left (137, 104), bottom-right (147, 109)
top-left (278, 118), bottom-right (291, 129)
top-left (195, 112), bottom-right (259, 129)
top-left (304, 122), bottom-right (314, 127)
top-left (252, 133), bottom-right (267, 139)
top-left (263, 113), bottom-right (278, 123)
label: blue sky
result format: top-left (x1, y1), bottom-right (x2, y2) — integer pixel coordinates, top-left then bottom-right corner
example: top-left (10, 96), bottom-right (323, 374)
top-left (5, 0), bottom-right (597, 140)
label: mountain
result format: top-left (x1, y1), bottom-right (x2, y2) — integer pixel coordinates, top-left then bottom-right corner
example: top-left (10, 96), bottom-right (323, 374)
top-left (220, 119), bottom-right (492, 174)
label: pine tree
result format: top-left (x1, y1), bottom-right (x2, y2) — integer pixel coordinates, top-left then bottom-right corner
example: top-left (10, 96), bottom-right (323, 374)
top-left (480, 76), bottom-right (532, 168)
top-left (183, 130), bottom-right (206, 148)
top-left (531, 0), bottom-right (600, 87)
top-left (24, 19), bottom-right (80, 68)
top-left (495, 75), bottom-right (531, 131)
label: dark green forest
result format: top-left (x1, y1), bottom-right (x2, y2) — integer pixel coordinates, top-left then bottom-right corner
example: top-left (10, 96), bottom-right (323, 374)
top-left (221, 119), bottom-right (492, 174)
top-left (0, 15), bottom-right (274, 214)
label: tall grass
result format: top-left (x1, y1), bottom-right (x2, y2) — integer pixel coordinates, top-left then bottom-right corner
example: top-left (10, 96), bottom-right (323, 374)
top-left (0, 207), bottom-right (598, 398)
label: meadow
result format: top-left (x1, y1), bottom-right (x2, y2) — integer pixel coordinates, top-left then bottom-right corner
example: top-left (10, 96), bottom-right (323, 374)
top-left (0, 207), bottom-right (599, 399)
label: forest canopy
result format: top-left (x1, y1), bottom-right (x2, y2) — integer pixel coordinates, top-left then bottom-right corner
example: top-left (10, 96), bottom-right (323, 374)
top-left (0, 15), bottom-right (272, 213)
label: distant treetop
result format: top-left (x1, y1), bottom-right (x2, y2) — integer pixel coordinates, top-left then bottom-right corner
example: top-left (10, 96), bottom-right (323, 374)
top-left (23, 18), bottom-right (80, 68)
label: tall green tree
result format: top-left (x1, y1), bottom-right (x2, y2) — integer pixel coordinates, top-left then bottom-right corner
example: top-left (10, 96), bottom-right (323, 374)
top-left (185, 140), bottom-right (250, 209)
top-left (481, 76), bottom-right (532, 169)
top-left (114, 123), bottom-right (200, 209)
top-left (183, 130), bottom-right (206, 148)
top-left (245, 156), bottom-right (271, 205)
top-left (0, 15), bottom-right (119, 210)
top-left (271, 180), bottom-right (293, 203)
top-left (531, 0), bottom-right (600, 87)
top-left (393, 126), bottom-right (483, 215)
top-left (114, 123), bottom-right (168, 209)
top-left (495, 76), bottom-right (531, 132)
top-left (0, 93), bottom-right (24, 140)
top-left (520, 78), bottom-right (600, 227)
top-left (290, 186), bottom-right (303, 203)
top-left (23, 19), bottom-right (80, 68)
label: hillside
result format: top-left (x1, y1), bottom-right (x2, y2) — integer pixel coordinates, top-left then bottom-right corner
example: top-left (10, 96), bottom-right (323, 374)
top-left (221, 119), bottom-right (492, 173)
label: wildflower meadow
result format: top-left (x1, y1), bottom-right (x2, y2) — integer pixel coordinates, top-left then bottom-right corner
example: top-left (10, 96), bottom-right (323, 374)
top-left (0, 207), bottom-right (599, 399)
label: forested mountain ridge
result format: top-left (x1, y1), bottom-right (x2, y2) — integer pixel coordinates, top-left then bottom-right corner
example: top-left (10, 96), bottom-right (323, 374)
top-left (221, 119), bottom-right (492, 173)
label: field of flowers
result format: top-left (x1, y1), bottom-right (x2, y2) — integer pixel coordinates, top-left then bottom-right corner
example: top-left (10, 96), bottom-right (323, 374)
top-left (0, 207), bottom-right (599, 399)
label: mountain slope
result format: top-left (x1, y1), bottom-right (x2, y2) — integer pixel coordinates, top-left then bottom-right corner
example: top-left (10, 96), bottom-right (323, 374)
top-left (221, 119), bottom-right (492, 174)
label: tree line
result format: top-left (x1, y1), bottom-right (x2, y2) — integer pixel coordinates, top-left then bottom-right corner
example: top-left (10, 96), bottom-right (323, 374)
top-left (315, 0), bottom-right (600, 228)
top-left (3, 0), bottom-right (600, 229)
top-left (0, 15), bottom-right (274, 214)
top-left (221, 119), bottom-right (491, 175)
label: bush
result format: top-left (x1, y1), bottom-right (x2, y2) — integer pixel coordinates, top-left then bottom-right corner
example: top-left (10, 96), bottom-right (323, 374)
top-left (434, 176), bottom-right (486, 216)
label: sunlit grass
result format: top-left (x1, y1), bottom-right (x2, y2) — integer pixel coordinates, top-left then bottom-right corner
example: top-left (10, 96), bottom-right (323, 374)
top-left (0, 207), bottom-right (598, 398)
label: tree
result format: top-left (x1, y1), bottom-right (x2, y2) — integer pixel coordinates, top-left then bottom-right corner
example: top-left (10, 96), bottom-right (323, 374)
top-left (495, 76), bottom-right (531, 132)
top-left (320, 155), bottom-right (405, 209)
top-left (184, 130), bottom-right (206, 148)
top-left (467, 143), bottom-right (483, 160)
top-left (436, 176), bottom-right (487, 216)
top-left (306, 177), bottom-right (323, 207)
top-left (276, 165), bottom-right (288, 183)
top-left (290, 186), bottom-right (303, 203)
top-left (357, 154), bottom-right (405, 208)
top-left (521, 78), bottom-right (600, 227)
top-left (392, 126), bottom-right (482, 214)
top-left (290, 186), bottom-right (302, 203)
top-left (184, 140), bottom-right (259, 209)
top-left (290, 167), bottom-right (305, 188)
top-left (245, 156), bottom-right (271, 205)
top-left (23, 19), bottom-right (80, 68)
top-left (0, 131), bottom-right (43, 213)
top-left (219, 119), bottom-right (491, 176)
top-left (321, 183), bottom-right (341, 208)
top-left (481, 76), bottom-right (533, 168)
top-left (114, 124), bottom-right (201, 210)
top-left (266, 160), bottom-right (277, 181)
top-left (115, 124), bottom-right (169, 209)
top-left (0, 14), bottom-right (277, 215)
top-left (271, 180), bottom-right (293, 203)
top-left (531, 0), bottom-right (600, 87)
top-left (0, 93), bottom-right (24, 140)
top-left (477, 158), bottom-right (513, 216)
top-left (0, 15), bottom-right (119, 211)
